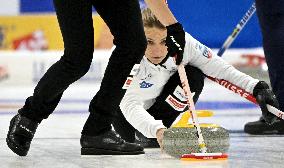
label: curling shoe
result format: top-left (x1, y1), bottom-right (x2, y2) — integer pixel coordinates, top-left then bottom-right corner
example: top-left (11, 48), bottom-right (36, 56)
top-left (81, 130), bottom-right (145, 155)
top-left (6, 114), bottom-right (39, 156)
top-left (244, 117), bottom-right (284, 134)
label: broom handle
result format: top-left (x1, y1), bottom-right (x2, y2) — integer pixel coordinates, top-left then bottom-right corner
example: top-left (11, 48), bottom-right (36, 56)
top-left (178, 65), bottom-right (207, 153)
top-left (206, 76), bottom-right (284, 120)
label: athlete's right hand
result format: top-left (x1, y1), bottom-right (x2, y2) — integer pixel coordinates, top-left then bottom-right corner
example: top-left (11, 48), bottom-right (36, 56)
top-left (156, 128), bottom-right (166, 150)
top-left (165, 22), bottom-right (185, 65)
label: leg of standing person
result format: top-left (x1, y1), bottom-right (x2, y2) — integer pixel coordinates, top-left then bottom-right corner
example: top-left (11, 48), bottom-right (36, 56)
top-left (244, 0), bottom-right (284, 134)
top-left (80, 0), bottom-right (147, 154)
top-left (112, 111), bottom-right (136, 143)
top-left (7, 0), bottom-right (95, 156)
top-left (6, 0), bottom-right (145, 156)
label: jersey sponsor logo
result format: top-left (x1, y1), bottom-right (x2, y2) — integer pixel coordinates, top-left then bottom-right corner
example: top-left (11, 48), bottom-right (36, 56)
top-left (195, 42), bottom-right (203, 51)
top-left (202, 47), bottom-right (212, 59)
top-left (173, 86), bottom-right (195, 102)
top-left (173, 86), bottom-right (187, 101)
top-left (130, 64), bottom-right (140, 76)
top-left (122, 77), bottom-right (133, 90)
top-left (194, 41), bottom-right (204, 51)
top-left (215, 78), bottom-right (249, 98)
top-left (165, 95), bottom-right (187, 111)
top-left (139, 81), bottom-right (153, 88)
top-left (140, 73), bottom-right (152, 80)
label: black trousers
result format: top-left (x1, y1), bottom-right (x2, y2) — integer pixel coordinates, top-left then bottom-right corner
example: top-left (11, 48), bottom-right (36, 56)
top-left (256, 0), bottom-right (284, 111)
top-left (113, 65), bottom-right (204, 142)
top-left (19, 0), bottom-right (147, 135)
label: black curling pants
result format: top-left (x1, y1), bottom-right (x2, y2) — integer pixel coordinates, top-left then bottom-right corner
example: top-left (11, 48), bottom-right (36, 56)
top-left (256, 0), bottom-right (284, 111)
top-left (19, 0), bottom-right (147, 136)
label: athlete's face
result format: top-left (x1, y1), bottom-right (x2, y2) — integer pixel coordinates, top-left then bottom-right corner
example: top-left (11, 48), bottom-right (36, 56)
top-left (144, 27), bottom-right (168, 64)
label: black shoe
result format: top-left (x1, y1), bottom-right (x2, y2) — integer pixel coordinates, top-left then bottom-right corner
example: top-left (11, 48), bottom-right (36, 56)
top-left (135, 131), bottom-right (159, 148)
top-left (244, 117), bottom-right (284, 135)
top-left (6, 114), bottom-right (39, 156)
top-left (80, 130), bottom-right (145, 155)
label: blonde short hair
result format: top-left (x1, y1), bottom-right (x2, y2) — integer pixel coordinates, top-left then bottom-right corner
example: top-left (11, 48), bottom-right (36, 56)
top-left (142, 8), bottom-right (166, 29)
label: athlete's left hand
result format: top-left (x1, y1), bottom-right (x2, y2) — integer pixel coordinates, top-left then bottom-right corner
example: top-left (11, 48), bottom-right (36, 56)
top-left (166, 22), bottom-right (185, 65)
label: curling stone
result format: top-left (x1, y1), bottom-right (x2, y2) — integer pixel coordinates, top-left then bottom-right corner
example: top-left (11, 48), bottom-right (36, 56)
top-left (163, 124), bottom-right (230, 158)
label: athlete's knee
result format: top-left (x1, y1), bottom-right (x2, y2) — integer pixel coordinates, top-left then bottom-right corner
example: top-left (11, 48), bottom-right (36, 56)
top-left (60, 47), bottom-right (94, 77)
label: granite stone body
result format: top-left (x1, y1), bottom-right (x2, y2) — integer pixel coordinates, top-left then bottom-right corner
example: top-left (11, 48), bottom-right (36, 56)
top-left (163, 127), bottom-right (230, 158)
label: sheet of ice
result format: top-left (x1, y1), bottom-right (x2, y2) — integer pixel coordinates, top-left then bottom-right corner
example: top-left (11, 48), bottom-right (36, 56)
top-left (1, 81), bottom-right (283, 168)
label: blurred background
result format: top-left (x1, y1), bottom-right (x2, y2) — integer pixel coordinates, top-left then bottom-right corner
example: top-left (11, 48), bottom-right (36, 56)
top-left (0, 0), bottom-right (268, 87)
top-left (0, 0), bottom-right (268, 111)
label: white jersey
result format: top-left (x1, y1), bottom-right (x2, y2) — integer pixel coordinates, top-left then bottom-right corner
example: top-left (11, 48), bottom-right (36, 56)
top-left (119, 33), bottom-right (259, 138)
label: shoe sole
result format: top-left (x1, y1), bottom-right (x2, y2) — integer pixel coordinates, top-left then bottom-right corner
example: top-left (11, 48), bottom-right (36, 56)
top-left (244, 122), bottom-right (284, 135)
top-left (81, 147), bottom-right (145, 155)
top-left (6, 137), bottom-right (28, 156)
top-left (244, 129), bottom-right (284, 135)
top-left (136, 142), bottom-right (160, 148)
